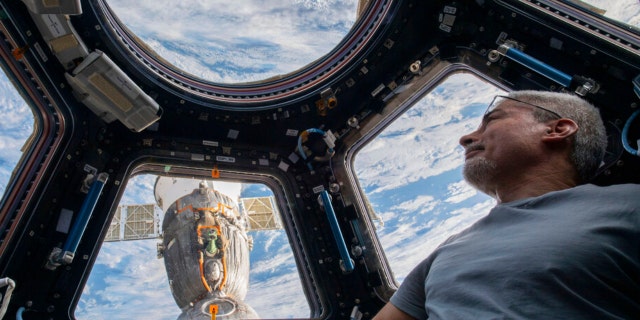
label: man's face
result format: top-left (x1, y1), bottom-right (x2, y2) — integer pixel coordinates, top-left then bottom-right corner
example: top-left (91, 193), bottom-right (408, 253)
top-left (459, 98), bottom-right (552, 196)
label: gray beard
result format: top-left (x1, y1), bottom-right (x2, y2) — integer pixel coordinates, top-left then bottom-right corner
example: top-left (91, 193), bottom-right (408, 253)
top-left (463, 157), bottom-right (497, 194)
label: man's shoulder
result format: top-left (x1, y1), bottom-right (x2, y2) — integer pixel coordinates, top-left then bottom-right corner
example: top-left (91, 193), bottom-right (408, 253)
top-left (577, 183), bottom-right (640, 194)
top-left (561, 183), bottom-right (640, 208)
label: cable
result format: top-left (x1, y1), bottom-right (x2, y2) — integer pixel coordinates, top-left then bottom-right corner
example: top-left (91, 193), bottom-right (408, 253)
top-left (0, 278), bottom-right (15, 320)
top-left (297, 128), bottom-right (331, 171)
top-left (622, 109), bottom-right (640, 156)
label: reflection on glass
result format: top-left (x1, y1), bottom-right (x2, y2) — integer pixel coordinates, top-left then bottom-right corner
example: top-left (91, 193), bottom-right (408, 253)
top-left (76, 174), bottom-right (309, 319)
top-left (105, 0), bottom-right (359, 83)
top-left (0, 71), bottom-right (35, 201)
top-left (354, 73), bottom-right (503, 283)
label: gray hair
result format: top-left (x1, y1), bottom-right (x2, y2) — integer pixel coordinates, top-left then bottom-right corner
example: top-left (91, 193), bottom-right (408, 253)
top-left (508, 90), bottom-right (607, 183)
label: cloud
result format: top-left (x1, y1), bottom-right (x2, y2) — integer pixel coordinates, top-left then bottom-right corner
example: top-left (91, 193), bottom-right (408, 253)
top-left (77, 240), bottom-right (179, 320)
top-left (390, 195), bottom-right (439, 215)
top-left (106, 0), bottom-right (358, 83)
top-left (380, 198), bottom-right (495, 282)
top-left (445, 180), bottom-right (477, 204)
top-left (245, 230), bottom-right (309, 317)
top-left (119, 174), bottom-right (157, 205)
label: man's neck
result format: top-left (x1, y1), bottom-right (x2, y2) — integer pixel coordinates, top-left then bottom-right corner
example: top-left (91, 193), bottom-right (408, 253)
top-left (493, 177), bottom-right (577, 204)
top-left (491, 164), bottom-right (579, 204)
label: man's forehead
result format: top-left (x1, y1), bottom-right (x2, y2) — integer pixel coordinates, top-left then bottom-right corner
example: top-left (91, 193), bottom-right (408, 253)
top-left (480, 101), bottom-right (532, 127)
top-left (498, 97), bottom-right (526, 109)
top-left (495, 99), bottom-right (539, 115)
top-left (488, 101), bottom-right (526, 115)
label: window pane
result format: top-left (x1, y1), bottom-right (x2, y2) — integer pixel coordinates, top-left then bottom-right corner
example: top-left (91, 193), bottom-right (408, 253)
top-left (354, 73), bottom-right (503, 282)
top-left (0, 71), bottom-right (35, 200)
top-left (77, 174), bottom-right (309, 319)
top-left (105, 0), bottom-right (359, 83)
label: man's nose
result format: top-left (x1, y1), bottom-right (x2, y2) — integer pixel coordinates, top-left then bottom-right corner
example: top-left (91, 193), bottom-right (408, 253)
top-left (459, 131), bottom-right (478, 147)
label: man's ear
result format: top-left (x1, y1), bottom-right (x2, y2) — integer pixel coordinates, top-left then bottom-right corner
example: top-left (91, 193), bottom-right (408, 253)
top-left (542, 118), bottom-right (578, 142)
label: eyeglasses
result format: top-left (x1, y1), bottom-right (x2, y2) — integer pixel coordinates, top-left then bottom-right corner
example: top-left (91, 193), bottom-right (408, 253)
top-left (485, 95), bottom-right (562, 119)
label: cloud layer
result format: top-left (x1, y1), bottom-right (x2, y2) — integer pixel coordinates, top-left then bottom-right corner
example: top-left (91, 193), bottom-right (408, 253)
top-left (107, 0), bottom-right (358, 83)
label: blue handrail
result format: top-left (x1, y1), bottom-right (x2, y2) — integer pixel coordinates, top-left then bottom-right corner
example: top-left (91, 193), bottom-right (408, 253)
top-left (501, 45), bottom-right (573, 88)
top-left (60, 172), bottom-right (109, 263)
top-left (320, 191), bottom-right (354, 273)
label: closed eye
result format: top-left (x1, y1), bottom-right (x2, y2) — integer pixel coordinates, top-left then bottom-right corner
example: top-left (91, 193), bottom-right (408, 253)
top-left (479, 109), bottom-right (505, 131)
top-left (482, 109), bottom-right (506, 123)
top-left (480, 113), bottom-right (497, 127)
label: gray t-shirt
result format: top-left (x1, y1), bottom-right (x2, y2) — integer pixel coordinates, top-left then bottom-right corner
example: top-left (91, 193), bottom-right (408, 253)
top-left (390, 184), bottom-right (640, 319)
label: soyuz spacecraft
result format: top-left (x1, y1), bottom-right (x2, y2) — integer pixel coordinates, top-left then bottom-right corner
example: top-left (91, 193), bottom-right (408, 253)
top-left (154, 177), bottom-right (258, 319)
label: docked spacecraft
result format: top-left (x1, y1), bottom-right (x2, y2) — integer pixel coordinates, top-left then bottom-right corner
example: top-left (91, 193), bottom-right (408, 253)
top-left (155, 177), bottom-right (258, 319)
